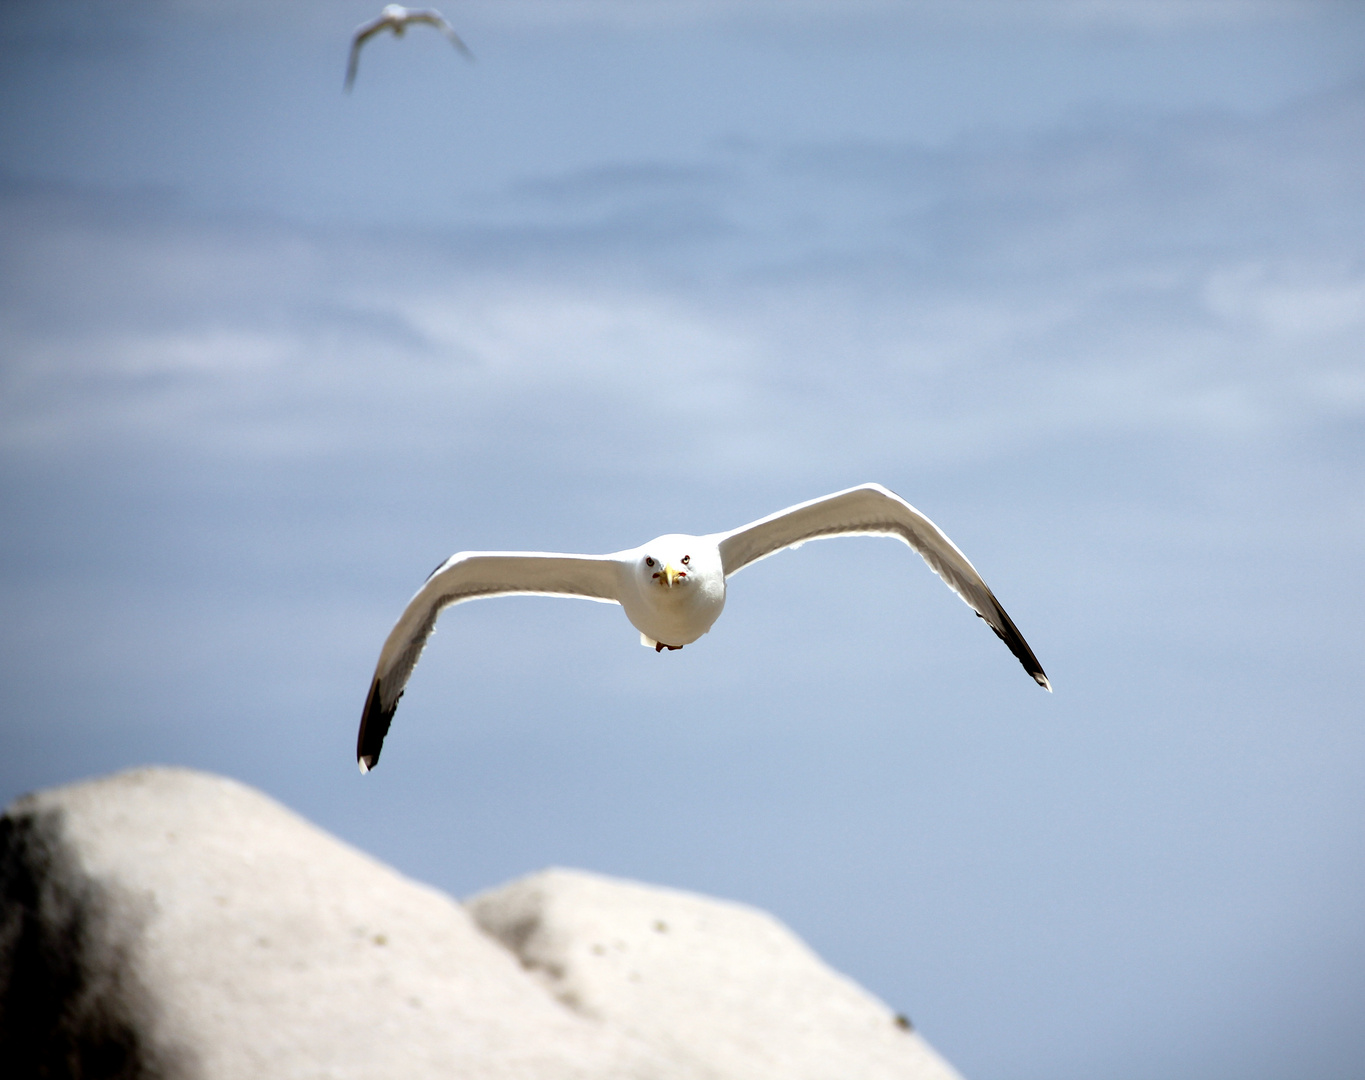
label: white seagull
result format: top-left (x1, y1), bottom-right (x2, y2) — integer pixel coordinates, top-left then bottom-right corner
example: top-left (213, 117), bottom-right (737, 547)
top-left (357, 484), bottom-right (1050, 771)
top-left (345, 4), bottom-right (472, 92)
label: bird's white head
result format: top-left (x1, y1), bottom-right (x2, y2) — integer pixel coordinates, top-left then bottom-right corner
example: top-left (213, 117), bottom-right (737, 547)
top-left (624, 534), bottom-right (726, 647)
top-left (641, 538), bottom-right (693, 590)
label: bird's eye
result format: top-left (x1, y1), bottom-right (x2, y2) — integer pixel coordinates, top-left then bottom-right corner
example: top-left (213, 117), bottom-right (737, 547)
top-left (645, 557), bottom-right (655, 567)
top-left (681, 555), bottom-right (690, 565)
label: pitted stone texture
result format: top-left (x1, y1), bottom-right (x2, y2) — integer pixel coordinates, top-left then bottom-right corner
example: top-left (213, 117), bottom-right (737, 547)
top-left (2, 767), bottom-right (963, 1080)
top-left (470, 868), bottom-right (961, 1080)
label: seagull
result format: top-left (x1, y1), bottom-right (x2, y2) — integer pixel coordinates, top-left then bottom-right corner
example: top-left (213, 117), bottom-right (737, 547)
top-left (357, 483), bottom-right (1050, 772)
top-left (345, 4), bottom-right (472, 92)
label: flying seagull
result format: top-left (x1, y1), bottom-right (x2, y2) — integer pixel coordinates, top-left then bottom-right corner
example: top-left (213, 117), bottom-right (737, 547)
top-left (345, 4), bottom-right (472, 92)
top-left (357, 484), bottom-right (1050, 771)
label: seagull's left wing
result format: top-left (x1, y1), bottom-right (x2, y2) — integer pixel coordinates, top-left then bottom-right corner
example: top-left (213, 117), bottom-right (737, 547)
top-left (358, 552), bottom-right (621, 771)
top-left (408, 9), bottom-right (473, 57)
top-left (716, 483), bottom-right (1050, 690)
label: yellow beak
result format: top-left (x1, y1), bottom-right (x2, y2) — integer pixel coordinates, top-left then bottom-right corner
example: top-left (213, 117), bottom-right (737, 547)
top-left (662, 563), bottom-right (685, 587)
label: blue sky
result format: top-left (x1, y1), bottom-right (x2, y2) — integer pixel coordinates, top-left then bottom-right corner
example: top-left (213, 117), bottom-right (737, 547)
top-left (3, 2), bottom-right (1364, 1077)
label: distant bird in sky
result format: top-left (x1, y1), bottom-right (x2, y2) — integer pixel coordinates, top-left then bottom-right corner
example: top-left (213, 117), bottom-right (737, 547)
top-left (357, 484), bottom-right (1050, 772)
top-left (345, 5), bottom-right (472, 92)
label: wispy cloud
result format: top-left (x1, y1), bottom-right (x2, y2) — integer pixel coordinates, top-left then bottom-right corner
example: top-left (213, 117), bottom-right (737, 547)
top-left (3, 78), bottom-right (1362, 483)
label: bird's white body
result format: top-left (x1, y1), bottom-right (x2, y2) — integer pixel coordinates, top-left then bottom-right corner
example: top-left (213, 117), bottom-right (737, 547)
top-left (357, 484), bottom-right (1050, 771)
top-left (344, 4), bottom-right (471, 91)
top-left (614, 534), bottom-right (727, 649)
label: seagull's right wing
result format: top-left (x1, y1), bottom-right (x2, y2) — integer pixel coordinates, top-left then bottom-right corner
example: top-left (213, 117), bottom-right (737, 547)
top-left (344, 18), bottom-right (389, 91)
top-left (716, 483), bottom-right (1050, 690)
top-left (358, 552), bottom-right (621, 771)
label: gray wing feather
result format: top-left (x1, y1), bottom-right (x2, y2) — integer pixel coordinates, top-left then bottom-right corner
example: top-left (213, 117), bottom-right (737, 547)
top-left (358, 552), bottom-right (620, 770)
top-left (716, 483), bottom-right (1050, 690)
top-left (406, 10), bottom-right (473, 57)
top-left (345, 19), bottom-right (390, 90)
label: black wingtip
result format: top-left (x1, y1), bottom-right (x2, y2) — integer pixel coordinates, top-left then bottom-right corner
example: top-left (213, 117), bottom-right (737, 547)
top-left (357, 677), bottom-right (400, 773)
top-left (980, 597), bottom-right (1051, 692)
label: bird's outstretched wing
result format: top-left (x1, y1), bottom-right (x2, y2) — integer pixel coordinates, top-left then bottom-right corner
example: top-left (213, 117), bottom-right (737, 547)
top-left (715, 483), bottom-right (1050, 690)
top-left (407, 9), bottom-right (474, 57)
top-left (358, 552), bottom-right (621, 771)
top-left (345, 17), bottom-right (390, 91)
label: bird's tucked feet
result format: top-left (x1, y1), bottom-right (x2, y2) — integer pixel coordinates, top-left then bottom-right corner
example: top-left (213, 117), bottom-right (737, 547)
top-left (654, 641), bottom-right (684, 652)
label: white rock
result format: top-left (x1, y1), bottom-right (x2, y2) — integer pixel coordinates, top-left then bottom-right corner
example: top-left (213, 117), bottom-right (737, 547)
top-left (471, 869), bottom-right (963, 1080)
top-left (0, 767), bottom-right (963, 1080)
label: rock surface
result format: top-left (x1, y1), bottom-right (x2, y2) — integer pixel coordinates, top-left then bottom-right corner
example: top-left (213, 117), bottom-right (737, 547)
top-left (0, 767), bottom-right (962, 1080)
